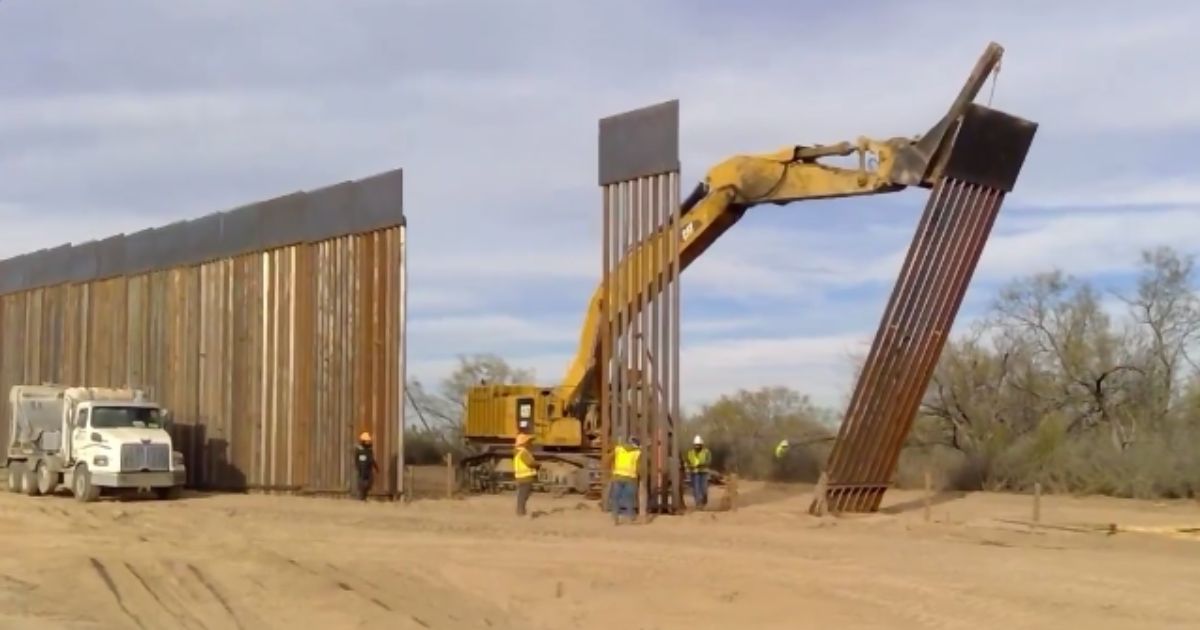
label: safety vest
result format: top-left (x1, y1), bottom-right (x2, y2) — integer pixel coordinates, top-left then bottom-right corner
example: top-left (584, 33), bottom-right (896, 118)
top-left (685, 447), bottom-right (711, 472)
top-left (612, 445), bottom-right (640, 479)
top-left (774, 441), bottom-right (788, 459)
top-left (513, 447), bottom-right (536, 480)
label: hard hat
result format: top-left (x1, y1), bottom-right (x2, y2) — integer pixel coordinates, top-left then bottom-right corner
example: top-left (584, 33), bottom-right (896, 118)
top-left (692, 435), bottom-right (704, 446)
top-left (779, 439), bottom-right (789, 447)
top-left (359, 431), bottom-right (372, 443)
top-left (515, 433), bottom-right (532, 446)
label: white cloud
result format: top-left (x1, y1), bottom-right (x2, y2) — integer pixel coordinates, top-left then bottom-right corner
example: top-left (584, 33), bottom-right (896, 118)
top-left (410, 314), bottom-right (579, 350)
top-left (979, 206), bottom-right (1200, 281)
top-left (681, 333), bottom-right (870, 410)
top-left (3, 0), bottom-right (1198, 414)
top-left (407, 330), bottom-right (873, 411)
top-left (675, 203), bottom-right (1200, 304)
top-left (1015, 178), bottom-right (1200, 210)
top-left (0, 203), bottom-right (159, 259)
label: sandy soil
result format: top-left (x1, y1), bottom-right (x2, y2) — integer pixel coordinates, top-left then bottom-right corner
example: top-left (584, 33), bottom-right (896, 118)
top-left (1, 479), bottom-right (1199, 630)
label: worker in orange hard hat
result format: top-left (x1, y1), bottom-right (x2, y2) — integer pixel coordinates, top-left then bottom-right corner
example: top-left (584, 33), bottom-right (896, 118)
top-left (513, 433), bottom-right (540, 516)
top-left (353, 431), bottom-right (379, 501)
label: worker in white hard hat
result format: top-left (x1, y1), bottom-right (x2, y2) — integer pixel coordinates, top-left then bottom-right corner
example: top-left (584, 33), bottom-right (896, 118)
top-left (684, 434), bottom-right (712, 509)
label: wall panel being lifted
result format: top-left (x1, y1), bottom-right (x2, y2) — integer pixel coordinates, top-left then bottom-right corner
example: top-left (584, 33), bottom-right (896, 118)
top-left (0, 169), bottom-right (407, 497)
top-left (598, 100), bottom-right (684, 513)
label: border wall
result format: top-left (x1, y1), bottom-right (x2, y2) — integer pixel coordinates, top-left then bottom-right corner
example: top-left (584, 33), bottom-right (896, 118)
top-left (0, 168), bottom-right (407, 497)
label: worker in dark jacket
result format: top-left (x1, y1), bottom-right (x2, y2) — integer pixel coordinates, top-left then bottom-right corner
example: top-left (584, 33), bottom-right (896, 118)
top-left (354, 431), bottom-right (379, 500)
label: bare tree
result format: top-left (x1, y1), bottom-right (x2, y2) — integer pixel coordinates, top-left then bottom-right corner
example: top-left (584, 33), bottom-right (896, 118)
top-left (1120, 247), bottom-right (1200, 426)
top-left (990, 271), bottom-right (1144, 450)
top-left (406, 353), bottom-right (534, 433)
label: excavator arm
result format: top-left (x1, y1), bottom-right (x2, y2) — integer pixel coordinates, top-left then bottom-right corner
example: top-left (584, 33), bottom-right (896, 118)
top-left (557, 42), bottom-right (1010, 423)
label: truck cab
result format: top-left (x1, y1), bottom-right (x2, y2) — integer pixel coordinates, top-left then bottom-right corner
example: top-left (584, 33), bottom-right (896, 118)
top-left (5, 385), bottom-right (187, 502)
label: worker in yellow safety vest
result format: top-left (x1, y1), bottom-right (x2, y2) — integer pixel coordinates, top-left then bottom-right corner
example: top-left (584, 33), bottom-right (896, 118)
top-left (774, 439), bottom-right (789, 460)
top-left (609, 436), bottom-right (642, 525)
top-left (513, 433), bottom-right (540, 516)
top-left (685, 435), bottom-right (712, 509)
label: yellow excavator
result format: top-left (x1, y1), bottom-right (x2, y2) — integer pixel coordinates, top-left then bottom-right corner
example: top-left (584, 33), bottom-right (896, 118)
top-left (460, 43), bottom-right (1018, 493)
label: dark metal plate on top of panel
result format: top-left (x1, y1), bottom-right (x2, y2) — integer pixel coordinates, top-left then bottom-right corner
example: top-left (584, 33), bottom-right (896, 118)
top-left (23, 247), bottom-right (49, 289)
top-left (95, 234), bottom-right (128, 279)
top-left (174, 213), bottom-right (224, 267)
top-left (0, 252), bottom-right (30, 294)
top-left (299, 181), bottom-right (358, 243)
top-left (64, 240), bottom-right (101, 284)
top-left (29, 244), bottom-right (73, 287)
top-left (351, 168), bottom-right (405, 232)
top-left (599, 99), bottom-right (680, 186)
top-left (122, 228), bottom-right (159, 276)
top-left (217, 202), bottom-right (264, 259)
top-left (150, 219), bottom-right (194, 270)
top-left (0, 256), bottom-right (16, 295)
top-left (940, 103), bottom-right (1038, 192)
top-left (257, 192), bottom-right (312, 250)
top-left (0, 165), bottom-right (406, 292)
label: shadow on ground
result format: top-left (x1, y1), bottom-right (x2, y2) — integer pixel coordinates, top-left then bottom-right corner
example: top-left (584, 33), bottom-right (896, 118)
top-left (879, 490), bottom-right (969, 515)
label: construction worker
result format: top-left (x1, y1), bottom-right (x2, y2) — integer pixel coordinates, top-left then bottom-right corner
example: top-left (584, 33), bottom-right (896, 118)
top-left (513, 433), bottom-right (539, 516)
top-left (354, 431), bottom-right (379, 500)
top-left (774, 438), bottom-right (790, 460)
top-left (609, 435), bottom-right (642, 524)
top-left (685, 434), bottom-right (712, 509)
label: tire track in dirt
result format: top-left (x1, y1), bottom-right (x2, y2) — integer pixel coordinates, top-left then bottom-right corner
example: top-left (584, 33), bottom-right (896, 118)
top-left (269, 550), bottom-right (506, 629)
top-left (324, 563), bottom-right (393, 612)
top-left (123, 562), bottom-right (206, 630)
top-left (184, 564), bottom-right (246, 630)
top-left (0, 572), bottom-right (36, 592)
top-left (88, 557), bottom-right (147, 630)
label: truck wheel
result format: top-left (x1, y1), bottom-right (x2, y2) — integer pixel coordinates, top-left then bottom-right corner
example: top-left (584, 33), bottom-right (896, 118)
top-left (155, 486), bottom-right (182, 501)
top-left (6, 464), bottom-right (23, 493)
top-left (21, 467), bottom-right (41, 497)
top-left (36, 463), bottom-right (59, 496)
top-left (72, 466), bottom-right (100, 503)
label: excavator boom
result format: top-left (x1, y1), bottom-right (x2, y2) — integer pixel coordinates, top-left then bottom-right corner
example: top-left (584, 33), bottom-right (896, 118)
top-left (459, 43), bottom-right (1037, 500)
top-left (558, 42), bottom-right (1020, 416)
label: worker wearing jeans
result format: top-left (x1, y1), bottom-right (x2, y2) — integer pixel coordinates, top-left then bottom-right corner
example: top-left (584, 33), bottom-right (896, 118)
top-left (609, 436), bottom-right (642, 524)
top-left (513, 433), bottom-right (539, 516)
top-left (685, 435), bottom-right (712, 509)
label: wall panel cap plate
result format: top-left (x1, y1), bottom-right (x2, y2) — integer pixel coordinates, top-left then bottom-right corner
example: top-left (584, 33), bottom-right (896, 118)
top-left (599, 100), bottom-right (680, 185)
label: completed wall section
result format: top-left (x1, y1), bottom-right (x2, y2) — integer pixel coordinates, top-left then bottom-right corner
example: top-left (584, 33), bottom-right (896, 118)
top-left (0, 169), bottom-right (407, 497)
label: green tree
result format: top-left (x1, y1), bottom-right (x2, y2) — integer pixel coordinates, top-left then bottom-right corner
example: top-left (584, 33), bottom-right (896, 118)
top-left (686, 386), bottom-right (834, 480)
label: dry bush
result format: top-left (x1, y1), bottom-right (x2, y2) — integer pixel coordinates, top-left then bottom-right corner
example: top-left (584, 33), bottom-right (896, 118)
top-left (404, 429), bottom-right (460, 465)
top-left (899, 425), bottom-right (1200, 499)
top-left (685, 386), bottom-right (835, 481)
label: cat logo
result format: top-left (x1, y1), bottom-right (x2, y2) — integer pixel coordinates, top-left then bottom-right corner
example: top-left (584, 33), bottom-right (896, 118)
top-left (680, 220), bottom-right (699, 242)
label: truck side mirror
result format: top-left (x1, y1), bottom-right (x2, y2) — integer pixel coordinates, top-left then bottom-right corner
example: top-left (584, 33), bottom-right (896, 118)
top-left (161, 409), bottom-right (173, 431)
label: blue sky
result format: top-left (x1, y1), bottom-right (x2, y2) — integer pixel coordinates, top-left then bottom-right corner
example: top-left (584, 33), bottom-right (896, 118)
top-left (1, 1), bottom-right (1198, 410)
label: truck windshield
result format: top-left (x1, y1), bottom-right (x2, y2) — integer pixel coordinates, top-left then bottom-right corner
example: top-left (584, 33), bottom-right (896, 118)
top-left (91, 407), bottom-right (163, 429)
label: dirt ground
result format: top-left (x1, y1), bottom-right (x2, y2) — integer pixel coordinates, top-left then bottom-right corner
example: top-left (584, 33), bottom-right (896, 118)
top-left (1, 478), bottom-right (1199, 630)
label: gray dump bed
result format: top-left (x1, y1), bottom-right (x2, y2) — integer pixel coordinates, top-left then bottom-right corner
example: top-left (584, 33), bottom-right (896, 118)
top-left (7, 386), bottom-right (66, 453)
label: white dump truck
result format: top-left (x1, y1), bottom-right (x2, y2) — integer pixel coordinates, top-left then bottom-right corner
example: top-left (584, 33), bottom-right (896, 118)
top-left (4, 385), bottom-right (186, 502)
